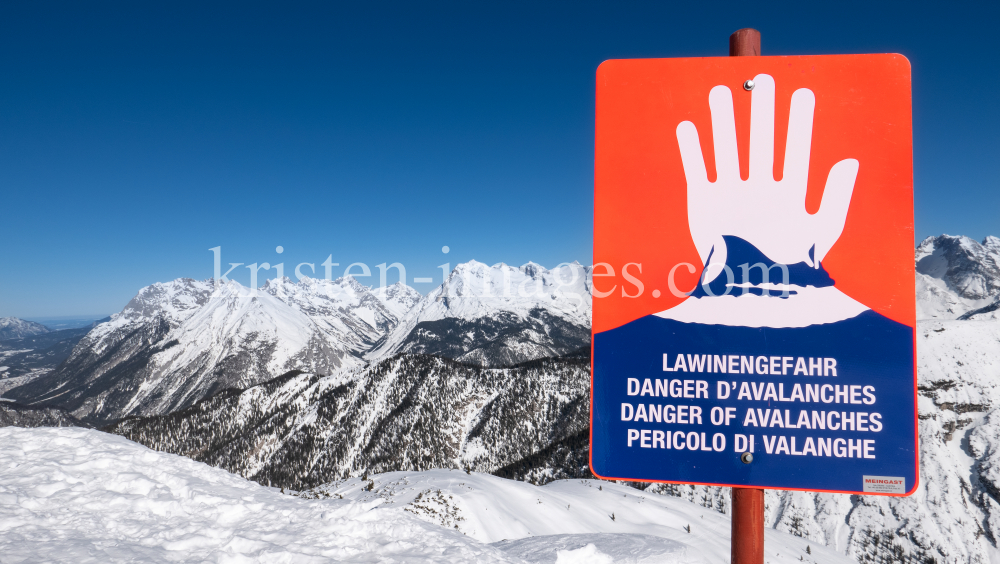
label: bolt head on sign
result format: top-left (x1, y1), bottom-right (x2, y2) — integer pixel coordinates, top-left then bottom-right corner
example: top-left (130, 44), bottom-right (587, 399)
top-left (590, 54), bottom-right (916, 496)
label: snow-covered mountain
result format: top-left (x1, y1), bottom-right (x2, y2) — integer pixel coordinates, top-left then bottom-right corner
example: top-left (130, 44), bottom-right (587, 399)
top-left (371, 281), bottom-right (423, 320)
top-left (5, 261), bottom-right (593, 421)
top-left (368, 261), bottom-right (592, 366)
top-left (4, 276), bottom-right (416, 422)
top-left (0, 317), bottom-right (50, 340)
top-left (263, 275), bottom-right (403, 352)
top-left (916, 235), bottom-right (1000, 320)
top-left (0, 426), bottom-right (852, 564)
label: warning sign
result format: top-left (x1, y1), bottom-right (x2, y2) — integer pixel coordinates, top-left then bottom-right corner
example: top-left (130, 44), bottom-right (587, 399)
top-left (590, 54), bottom-right (917, 496)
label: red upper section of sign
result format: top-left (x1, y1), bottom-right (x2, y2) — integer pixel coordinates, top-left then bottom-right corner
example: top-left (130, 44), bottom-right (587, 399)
top-left (593, 54), bottom-right (914, 334)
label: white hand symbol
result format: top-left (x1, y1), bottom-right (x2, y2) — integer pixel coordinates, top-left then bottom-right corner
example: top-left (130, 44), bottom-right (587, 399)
top-left (676, 74), bottom-right (859, 283)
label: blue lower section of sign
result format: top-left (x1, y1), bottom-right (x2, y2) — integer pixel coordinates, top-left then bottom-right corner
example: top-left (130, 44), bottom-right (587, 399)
top-left (592, 310), bottom-right (917, 493)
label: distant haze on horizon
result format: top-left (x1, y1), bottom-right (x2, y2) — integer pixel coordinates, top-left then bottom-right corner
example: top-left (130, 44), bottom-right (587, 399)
top-left (0, 1), bottom-right (996, 318)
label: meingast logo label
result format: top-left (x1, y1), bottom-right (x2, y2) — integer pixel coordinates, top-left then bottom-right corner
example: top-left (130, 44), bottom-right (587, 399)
top-left (863, 475), bottom-right (906, 494)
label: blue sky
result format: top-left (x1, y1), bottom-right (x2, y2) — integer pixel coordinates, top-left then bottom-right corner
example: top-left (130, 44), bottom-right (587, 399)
top-left (1, 0), bottom-right (996, 318)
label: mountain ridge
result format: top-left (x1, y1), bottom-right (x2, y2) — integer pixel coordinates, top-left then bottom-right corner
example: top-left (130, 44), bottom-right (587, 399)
top-left (105, 351), bottom-right (591, 489)
top-left (367, 261), bottom-right (592, 366)
top-left (0, 317), bottom-right (50, 340)
top-left (3, 277), bottom-right (396, 421)
top-left (4, 262), bottom-right (594, 422)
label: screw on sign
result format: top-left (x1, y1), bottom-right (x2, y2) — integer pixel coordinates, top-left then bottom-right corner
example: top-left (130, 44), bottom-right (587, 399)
top-left (590, 29), bottom-right (917, 564)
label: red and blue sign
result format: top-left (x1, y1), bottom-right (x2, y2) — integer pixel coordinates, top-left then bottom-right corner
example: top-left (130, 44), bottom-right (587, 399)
top-left (591, 54), bottom-right (917, 496)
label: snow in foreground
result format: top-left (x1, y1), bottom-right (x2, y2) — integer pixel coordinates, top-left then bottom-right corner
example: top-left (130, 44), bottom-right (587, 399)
top-left (320, 471), bottom-right (850, 564)
top-left (0, 428), bottom-right (852, 563)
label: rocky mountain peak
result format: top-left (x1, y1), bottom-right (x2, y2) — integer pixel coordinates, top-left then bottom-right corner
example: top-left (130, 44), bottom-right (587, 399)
top-left (119, 278), bottom-right (215, 324)
top-left (519, 261), bottom-right (543, 278)
top-left (913, 235), bottom-right (998, 320)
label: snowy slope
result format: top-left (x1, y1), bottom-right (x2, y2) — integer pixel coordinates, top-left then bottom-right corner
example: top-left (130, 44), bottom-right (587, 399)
top-left (369, 261), bottom-right (593, 366)
top-left (0, 426), bottom-right (518, 563)
top-left (0, 426), bottom-right (853, 564)
top-left (916, 235), bottom-right (1000, 320)
top-left (0, 317), bottom-right (50, 340)
top-left (960, 296), bottom-right (1000, 321)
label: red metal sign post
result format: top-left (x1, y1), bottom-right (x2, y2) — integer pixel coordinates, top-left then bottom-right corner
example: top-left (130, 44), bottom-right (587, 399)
top-left (728, 28), bottom-right (765, 564)
top-left (728, 27), bottom-right (765, 564)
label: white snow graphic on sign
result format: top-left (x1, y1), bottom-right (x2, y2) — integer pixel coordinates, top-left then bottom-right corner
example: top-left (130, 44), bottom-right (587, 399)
top-left (658, 74), bottom-right (867, 329)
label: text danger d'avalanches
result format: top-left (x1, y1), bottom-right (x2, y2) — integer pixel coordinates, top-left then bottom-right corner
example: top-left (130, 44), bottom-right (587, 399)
top-left (620, 353), bottom-right (889, 459)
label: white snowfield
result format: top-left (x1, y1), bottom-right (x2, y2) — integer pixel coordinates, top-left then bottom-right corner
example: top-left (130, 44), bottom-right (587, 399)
top-left (0, 427), bottom-right (851, 564)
